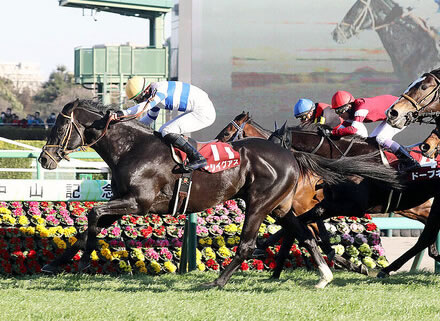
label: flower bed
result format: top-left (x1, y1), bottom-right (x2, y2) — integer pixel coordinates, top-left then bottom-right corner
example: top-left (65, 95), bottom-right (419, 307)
top-left (0, 199), bottom-right (388, 275)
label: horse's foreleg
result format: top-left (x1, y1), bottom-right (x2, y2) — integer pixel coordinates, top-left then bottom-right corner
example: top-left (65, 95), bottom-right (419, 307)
top-left (315, 219), bottom-right (335, 261)
top-left (427, 242), bottom-right (440, 261)
top-left (79, 198), bottom-right (139, 271)
top-left (205, 207), bottom-right (266, 288)
top-left (41, 231), bottom-right (88, 274)
top-left (379, 198), bottom-right (440, 277)
top-left (271, 223), bottom-right (294, 280)
top-left (252, 229), bottom-right (285, 258)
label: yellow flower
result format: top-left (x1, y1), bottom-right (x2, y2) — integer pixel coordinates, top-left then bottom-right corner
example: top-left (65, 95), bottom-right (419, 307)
top-left (101, 248), bottom-right (113, 260)
top-left (224, 224), bottom-right (238, 233)
top-left (203, 247), bottom-right (216, 260)
top-left (266, 215), bottom-right (276, 224)
top-left (139, 267), bottom-right (148, 273)
top-left (91, 250), bottom-right (99, 261)
top-left (163, 261), bottom-right (177, 273)
top-left (18, 216), bottom-right (29, 226)
top-left (218, 246), bottom-right (231, 258)
top-left (175, 248), bottom-right (182, 258)
top-left (98, 240), bottom-right (109, 249)
top-left (258, 223), bottom-right (266, 234)
top-left (196, 249), bottom-right (202, 261)
top-left (0, 208), bottom-right (11, 214)
top-left (119, 261), bottom-right (132, 272)
top-left (69, 236), bottom-right (77, 245)
top-left (26, 226), bottom-right (35, 236)
top-left (197, 263), bottom-right (206, 271)
top-left (33, 216), bottom-right (45, 225)
top-left (135, 260), bottom-right (146, 268)
top-left (63, 227), bottom-right (77, 237)
top-left (150, 260), bottom-right (161, 274)
top-left (39, 229), bottom-right (49, 238)
top-left (214, 236), bottom-right (225, 247)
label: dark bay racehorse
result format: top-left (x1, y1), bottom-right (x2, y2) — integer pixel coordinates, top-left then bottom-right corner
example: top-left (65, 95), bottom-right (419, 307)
top-left (37, 100), bottom-right (399, 288)
top-left (387, 68), bottom-right (440, 129)
top-left (332, 0), bottom-right (440, 85)
top-left (217, 113), bottom-right (439, 268)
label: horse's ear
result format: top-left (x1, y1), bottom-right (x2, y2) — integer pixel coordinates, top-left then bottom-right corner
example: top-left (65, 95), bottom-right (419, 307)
top-left (280, 121), bottom-right (287, 134)
top-left (274, 121), bottom-right (278, 131)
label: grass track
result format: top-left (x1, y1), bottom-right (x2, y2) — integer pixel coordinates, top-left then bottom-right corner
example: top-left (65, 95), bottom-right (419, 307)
top-left (1, 270), bottom-right (439, 321)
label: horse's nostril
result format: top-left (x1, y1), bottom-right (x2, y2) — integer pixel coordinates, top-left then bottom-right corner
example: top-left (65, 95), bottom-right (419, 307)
top-left (420, 143), bottom-right (430, 153)
top-left (388, 109), bottom-right (398, 119)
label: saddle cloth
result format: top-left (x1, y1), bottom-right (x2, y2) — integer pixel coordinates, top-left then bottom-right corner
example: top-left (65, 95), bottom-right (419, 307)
top-left (384, 146), bottom-right (440, 181)
top-left (174, 141), bottom-right (240, 173)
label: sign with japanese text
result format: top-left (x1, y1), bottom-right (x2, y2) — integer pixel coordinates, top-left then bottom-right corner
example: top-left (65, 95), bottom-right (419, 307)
top-left (0, 180), bottom-right (112, 201)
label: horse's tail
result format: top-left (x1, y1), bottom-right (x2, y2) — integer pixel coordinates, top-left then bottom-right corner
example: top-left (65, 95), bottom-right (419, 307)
top-left (293, 151), bottom-right (403, 190)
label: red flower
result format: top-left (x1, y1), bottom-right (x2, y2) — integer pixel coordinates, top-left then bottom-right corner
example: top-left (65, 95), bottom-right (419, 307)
top-left (27, 250), bottom-right (37, 259)
top-left (222, 258), bottom-right (232, 267)
top-left (364, 213), bottom-right (372, 220)
top-left (366, 223), bottom-right (377, 231)
top-left (241, 262), bottom-right (249, 271)
top-left (262, 233), bottom-right (270, 239)
top-left (206, 208), bottom-right (214, 215)
top-left (252, 259), bottom-right (264, 270)
top-left (349, 216), bottom-right (358, 221)
top-left (284, 261), bottom-right (292, 268)
top-left (206, 259), bottom-right (219, 270)
top-left (268, 261), bottom-right (276, 270)
top-left (141, 226), bottom-right (153, 238)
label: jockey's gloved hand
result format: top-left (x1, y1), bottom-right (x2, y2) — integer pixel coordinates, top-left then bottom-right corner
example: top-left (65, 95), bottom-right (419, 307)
top-left (107, 110), bottom-right (124, 122)
top-left (317, 126), bottom-right (331, 137)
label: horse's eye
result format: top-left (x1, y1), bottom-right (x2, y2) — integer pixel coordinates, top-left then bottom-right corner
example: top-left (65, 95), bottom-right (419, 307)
top-left (421, 84), bottom-right (428, 90)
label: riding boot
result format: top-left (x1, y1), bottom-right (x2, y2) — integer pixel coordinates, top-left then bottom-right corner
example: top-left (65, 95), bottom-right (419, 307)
top-left (163, 133), bottom-right (207, 171)
top-left (395, 146), bottom-right (420, 172)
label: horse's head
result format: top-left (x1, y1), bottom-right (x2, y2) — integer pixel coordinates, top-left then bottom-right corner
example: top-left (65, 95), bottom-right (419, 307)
top-left (420, 118), bottom-right (440, 159)
top-left (332, 0), bottom-right (394, 43)
top-left (268, 122), bottom-right (291, 150)
top-left (215, 111), bottom-right (251, 142)
top-left (387, 71), bottom-right (440, 129)
top-left (38, 99), bottom-right (110, 169)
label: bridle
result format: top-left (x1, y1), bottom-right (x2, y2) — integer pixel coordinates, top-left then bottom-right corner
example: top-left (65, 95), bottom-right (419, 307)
top-left (423, 127), bottom-right (440, 159)
top-left (335, 0), bottom-right (395, 41)
top-left (41, 98), bottom-right (153, 165)
top-left (230, 118), bottom-right (249, 141)
top-left (40, 108), bottom-right (113, 165)
top-left (400, 72), bottom-right (440, 116)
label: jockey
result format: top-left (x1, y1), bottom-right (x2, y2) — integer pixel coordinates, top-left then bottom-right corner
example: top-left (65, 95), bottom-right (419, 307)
top-left (293, 98), bottom-right (342, 130)
top-left (110, 76), bottom-right (216, 171)
top-left (331, 90), bottom-right (419, 170)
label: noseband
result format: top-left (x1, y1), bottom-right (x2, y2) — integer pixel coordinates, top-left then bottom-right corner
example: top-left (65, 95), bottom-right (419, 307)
top-left (335, 0), bottom-right (395, 40)
top-left (400, 73), bottom-right (440, 113)
top-left (41, 108), bottom-right (112, 165)
top-left (424, 127), bottom-right (440, 158)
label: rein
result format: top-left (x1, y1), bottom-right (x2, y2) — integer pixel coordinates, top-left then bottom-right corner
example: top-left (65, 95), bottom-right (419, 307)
top-left (400, 72), bottom-right (440, 112)
top-left (230, 119), bottom-right (248, 141)
top-left (41, 100), bottom-right (152, 165)
top-left (335, 0), bottom-right (396, 40)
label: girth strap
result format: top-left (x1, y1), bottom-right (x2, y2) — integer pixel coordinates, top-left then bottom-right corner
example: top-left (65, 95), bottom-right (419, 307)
top-left (172, 172), bottom-right (193, 216)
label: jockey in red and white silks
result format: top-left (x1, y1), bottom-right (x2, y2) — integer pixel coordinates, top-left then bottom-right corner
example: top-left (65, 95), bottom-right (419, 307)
top-left (331, 94), bottom-right (398, 138)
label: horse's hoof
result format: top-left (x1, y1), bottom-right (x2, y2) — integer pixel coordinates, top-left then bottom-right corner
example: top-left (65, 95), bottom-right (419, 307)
top-left (359, 264), bottom-right (369, 276)
top-left (41, 264), bottom-right (59, 275)
top-left (251, 248), bottom-right (266, 259)
top-left (315, 279), bottom-right (330, 289)
top-left (78, 261), bottom-right (91, 272)
top-left (201, 281), bottom-right (222, 289)
top-left (326, 249), bottom-right (336, 262)
top-left (376, 270), bottom-right (389, 279)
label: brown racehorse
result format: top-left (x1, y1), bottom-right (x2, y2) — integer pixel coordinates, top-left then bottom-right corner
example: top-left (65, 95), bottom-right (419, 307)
top-left (37, 100), bottom-right (400, 288)
top-left (387, 68), bottom-right (440, 129)
top-left (217, 113), bottom-right (438, 266)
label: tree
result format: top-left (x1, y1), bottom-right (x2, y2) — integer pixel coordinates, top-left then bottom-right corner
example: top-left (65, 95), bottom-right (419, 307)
top-left (33, 65), bottom-right (75, 104)
top-left (0, 78), bottom-right (23, 113)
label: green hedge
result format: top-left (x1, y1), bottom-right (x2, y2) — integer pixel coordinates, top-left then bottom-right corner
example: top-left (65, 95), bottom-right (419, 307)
top-left (0, 127), bottom-right (50, 140)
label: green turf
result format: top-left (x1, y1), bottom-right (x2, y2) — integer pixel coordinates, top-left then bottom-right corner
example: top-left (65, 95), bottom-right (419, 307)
top-left (0, 269), bottom-right (439, 321)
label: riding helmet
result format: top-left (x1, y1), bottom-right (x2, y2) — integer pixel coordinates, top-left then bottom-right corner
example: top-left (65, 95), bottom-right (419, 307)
top-left (294, 98), bottom-right (314, 118)
top-left (331, 90), bottom-right (354, 109)
top-left (125, 76), bottom-right (149, 100)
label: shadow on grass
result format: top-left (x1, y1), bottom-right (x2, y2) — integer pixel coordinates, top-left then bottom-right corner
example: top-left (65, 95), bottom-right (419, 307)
top-left (0, 269), bottom-right (437, 293)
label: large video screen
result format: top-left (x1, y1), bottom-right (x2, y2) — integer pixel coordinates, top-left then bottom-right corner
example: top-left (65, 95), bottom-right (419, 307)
top-left (187, 0), bottom-right (440, 143)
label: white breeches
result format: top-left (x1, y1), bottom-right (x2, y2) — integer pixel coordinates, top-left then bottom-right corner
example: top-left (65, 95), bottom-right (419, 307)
top-left (159, 98), bottom-right (216, 136)
top-left (370, 120), bottom-right (405, 152)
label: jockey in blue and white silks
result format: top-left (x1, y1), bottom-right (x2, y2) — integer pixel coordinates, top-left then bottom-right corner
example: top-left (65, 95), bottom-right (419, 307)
top-left (112, 77), bottom-right (216, 171)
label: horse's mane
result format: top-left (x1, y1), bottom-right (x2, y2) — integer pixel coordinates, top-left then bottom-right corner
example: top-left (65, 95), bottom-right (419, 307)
top-left (70, 99), bottom-right (155, 133)
top-left (288, 123), bottom-right (371, 145)
top-left (248, 118), bottom-right (273, 136)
